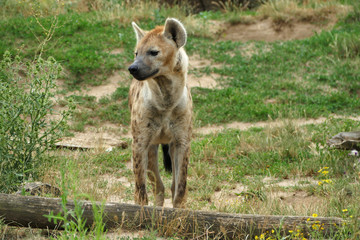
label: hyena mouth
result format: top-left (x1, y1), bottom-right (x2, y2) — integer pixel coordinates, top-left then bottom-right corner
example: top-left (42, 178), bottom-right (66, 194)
top-left (130, 69), bottom-right (159, 81)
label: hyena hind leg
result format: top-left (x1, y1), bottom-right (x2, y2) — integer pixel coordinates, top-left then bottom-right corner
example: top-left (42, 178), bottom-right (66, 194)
top-left (170, 143), bottom-right (189, 208)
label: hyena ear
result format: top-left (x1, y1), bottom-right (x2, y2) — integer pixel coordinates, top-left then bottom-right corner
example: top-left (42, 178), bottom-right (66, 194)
top-left (132, 22), bottom-right (146, 43)
top-left (163, 18), bottom-right (187, 48)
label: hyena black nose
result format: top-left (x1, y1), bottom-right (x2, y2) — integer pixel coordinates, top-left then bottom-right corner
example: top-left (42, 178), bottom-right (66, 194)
top-left (128, 65), bottom-right (139, 75)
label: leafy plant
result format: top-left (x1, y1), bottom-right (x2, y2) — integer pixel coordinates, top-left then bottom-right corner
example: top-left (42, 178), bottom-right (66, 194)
top-left (0, 51), bottom-right (73, 193)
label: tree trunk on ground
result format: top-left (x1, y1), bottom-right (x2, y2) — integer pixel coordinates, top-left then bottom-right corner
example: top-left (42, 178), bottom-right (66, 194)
top-left (0, 193), bottom-right (347, 238)
top-left (327, 131), bottom-right (360, 150)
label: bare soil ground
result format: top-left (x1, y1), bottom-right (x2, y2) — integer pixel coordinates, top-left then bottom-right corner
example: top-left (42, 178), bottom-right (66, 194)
top-left (221, 18), bottom-right (337, 42)
top-left (195, 116), bottom-right (360, 135)
top-left (188, 54), bottom-right (222, 89)
top-left (84, 71), bottom-right (129, 100)
top-left (212, 177), bottom-right (321, 214)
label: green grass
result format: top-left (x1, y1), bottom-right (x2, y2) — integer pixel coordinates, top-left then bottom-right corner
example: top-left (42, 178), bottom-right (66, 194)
top-left (1, 1), bottom-right (359, 128)
top-left (188, 29), bottom-right (360, 125)
top-left (1, 0), bottom-right (360, 238)
top-left (32, 117), bottom-right (360, 238)
top-left (66, 86), bottom-right (130, 132)
top-left (0, 12), bottom-right (133, 88)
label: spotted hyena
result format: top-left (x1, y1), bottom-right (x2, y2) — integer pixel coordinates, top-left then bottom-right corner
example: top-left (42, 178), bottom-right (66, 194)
top-left (128, 18), bottom-right (192, 208)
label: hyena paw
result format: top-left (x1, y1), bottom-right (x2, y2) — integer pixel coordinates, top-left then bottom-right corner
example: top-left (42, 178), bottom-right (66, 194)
top-left (135, 192), bottom-right (148, 205)
top-left (155, 193), bottom-right (164, 207)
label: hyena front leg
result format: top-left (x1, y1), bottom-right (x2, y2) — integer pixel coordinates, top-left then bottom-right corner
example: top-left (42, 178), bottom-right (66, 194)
top-left (132, 140), bottom-right (149, 205)
top-left (147, 144), bottom-right (165, 206)
top-left (170, 142), bottom-right (190, 208)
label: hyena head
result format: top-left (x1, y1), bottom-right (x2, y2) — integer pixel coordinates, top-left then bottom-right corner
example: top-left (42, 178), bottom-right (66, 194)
top-left (128, 18), bottom-right (187, 81)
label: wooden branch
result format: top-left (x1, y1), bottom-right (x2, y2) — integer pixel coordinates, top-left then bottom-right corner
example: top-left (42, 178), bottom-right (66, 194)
top-left (327, 131), bottom-right (360, 150)
top-left (0, 194), bottom-right (347, 238)
top-left (54, 141), bottom-right (128, 151)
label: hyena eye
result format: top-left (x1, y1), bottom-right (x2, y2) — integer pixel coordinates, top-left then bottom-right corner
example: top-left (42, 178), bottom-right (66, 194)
top-left (149, 50), bottom-right (159, 56)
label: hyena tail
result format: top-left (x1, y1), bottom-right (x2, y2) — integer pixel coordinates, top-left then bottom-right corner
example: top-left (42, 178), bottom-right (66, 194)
top-left (162, 144), bottom-right (172, 172)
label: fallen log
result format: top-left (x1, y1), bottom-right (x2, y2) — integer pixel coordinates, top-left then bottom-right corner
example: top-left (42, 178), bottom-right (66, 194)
top-left (327, 131), bottom-right (360, 150)
top-left (54, 141), bottom-right (128, 151)
top-left (0, 193), bottom-right (347, 238)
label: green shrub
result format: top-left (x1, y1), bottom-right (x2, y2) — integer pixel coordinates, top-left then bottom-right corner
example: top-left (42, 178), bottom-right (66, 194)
top-left (0, 51), bottom-right (73, 193)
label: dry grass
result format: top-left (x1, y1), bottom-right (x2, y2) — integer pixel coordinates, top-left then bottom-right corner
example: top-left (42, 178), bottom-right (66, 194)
top-left (92, 0), bottom-right (158, 25)
top-left (2, 0), bottom-right (90, 18)
top-left (217, 0), bottom-right (352, 28)
top-left (1, 0), bottom-right (212, 37)
top-left (257, 0), bottom-right (351, 24)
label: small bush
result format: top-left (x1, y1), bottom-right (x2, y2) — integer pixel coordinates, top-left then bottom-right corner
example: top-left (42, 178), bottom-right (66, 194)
top-left (0, 51), bottom-right (73, 193)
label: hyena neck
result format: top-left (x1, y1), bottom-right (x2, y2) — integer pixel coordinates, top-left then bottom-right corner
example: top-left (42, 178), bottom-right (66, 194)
top-left (148, 73), bottom-right (186, 111)
top-left (146, 50), bottom-right (188, 111)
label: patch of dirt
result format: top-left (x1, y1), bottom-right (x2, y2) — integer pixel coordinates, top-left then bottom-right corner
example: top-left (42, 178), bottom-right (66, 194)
top-left (212, 177), bottom-right (322, 214)
top-left (188, 73), bottom-right (221, 89)
top-left (211, 184), bottom-right (246, 210)
top-left (100, 161), bottom-right (174, 208)
top-left (188, 55), bottom-right (223, 89)
top-left (101, 174), bottom-right (131, 188)
top-left (57, 123), bottom-right (130, 149)
top-left (221, 18), bottom-right (336, 42)
top-left (263, 177), bottom-right (318, 187)
top-left (195, 115), bottom-right (360, 135)
top-left (84, 71), bottom-right (130, 100)
top-left (109, 48), bottom-right (124, 55)
top-left (82, 48), bottom-right (129, 100)
top-left (106, 230), bottom-right (160, 240)
top-left (270, 190), bottom-right (322, 213)
top-left (100, 173), bottom-right (133, 203)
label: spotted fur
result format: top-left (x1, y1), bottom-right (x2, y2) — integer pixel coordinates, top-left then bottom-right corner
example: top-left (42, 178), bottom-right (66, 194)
top-left (128, 18), bottom-right (192, 208)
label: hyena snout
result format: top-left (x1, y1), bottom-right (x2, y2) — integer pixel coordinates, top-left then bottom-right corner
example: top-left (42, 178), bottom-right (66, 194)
top-left (128, 60), bottom-right (159, 81)
top-left (128, 64), bottom-right (139, 75)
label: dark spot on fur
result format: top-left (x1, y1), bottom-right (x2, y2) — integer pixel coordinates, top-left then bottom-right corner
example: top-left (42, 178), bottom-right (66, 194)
top-left (136, 183), bottom-right (146, 192)
top-left (177, 181), bottom-right (187, 198)
top-left (135, 183), bottom-right (147, 204)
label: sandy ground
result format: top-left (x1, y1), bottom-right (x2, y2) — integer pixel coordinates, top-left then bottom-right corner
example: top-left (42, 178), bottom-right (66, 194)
top-left (221, 18), bottom-right (337, 42)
